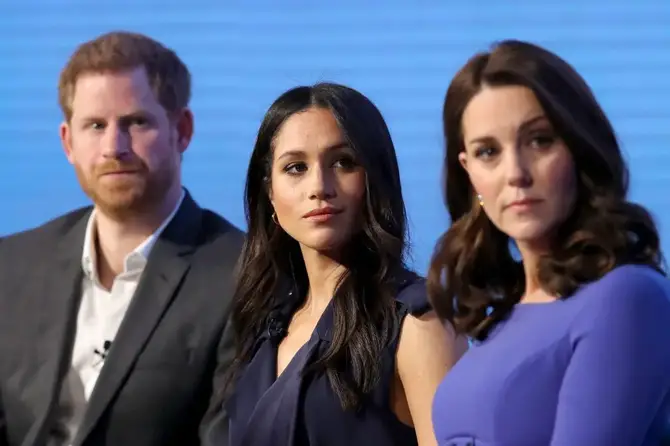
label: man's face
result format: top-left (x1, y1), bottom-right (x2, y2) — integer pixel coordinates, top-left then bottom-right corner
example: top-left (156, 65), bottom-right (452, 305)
top-left (60, 66), bottom-right (192, 219)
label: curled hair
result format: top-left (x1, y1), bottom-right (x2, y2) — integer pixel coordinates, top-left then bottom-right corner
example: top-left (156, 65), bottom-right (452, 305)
top-left (427, 40), bottom-right (664, 341)
top-left (222, 83), bottom-right (410, 409)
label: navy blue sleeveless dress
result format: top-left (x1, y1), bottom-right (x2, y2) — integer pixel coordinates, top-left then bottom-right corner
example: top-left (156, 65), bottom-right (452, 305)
top-left (203, 276), bottom-right (429, 446)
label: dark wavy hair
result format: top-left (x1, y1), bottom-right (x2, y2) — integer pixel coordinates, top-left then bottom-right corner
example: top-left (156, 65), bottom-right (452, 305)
top-left (223, 82), bottom-right (410, 410)
top-left (427, 40), bottom-right (664, 341)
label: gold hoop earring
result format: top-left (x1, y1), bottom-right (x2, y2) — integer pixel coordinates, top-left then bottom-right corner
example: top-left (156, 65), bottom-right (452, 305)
top-left (272, 212), bottom-right (278, 224)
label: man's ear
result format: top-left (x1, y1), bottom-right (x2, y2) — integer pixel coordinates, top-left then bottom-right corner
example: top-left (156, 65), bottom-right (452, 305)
top-left (60, 121), bottom-right (75, 164)
top-left (175, 108), bottom-right (194, 154)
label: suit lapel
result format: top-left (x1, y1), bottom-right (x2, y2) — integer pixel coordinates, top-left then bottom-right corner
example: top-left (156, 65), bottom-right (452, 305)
top-left (26, 210), bottom-right (90, 446)
top-left (74, 194), bottom-right (203, 445)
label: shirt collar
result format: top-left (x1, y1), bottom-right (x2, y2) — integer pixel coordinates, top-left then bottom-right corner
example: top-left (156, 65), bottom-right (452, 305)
top-left (81, 189), bottom-right (186, 281)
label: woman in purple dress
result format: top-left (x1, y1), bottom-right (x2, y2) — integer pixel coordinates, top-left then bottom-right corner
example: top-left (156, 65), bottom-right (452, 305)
top-left (428, 40), bottom-right (670, 445)
top-left (203, 83), bottom-right (466, 446)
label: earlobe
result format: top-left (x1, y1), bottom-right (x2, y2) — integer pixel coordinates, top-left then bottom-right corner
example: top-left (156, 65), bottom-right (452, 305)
top-left (59, 122), bottom-right (74, 164)
top-left (267, 181), bottom-right (273, 202)
top-left (458, 151), bottom-right (468, 171)
top-left (177, 108), bottom-right (194, 154)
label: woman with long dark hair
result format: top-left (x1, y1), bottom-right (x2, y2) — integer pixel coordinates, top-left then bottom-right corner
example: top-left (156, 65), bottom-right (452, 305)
top-left (204, 83), bottom-right (465, 446)
top-left (428, 40), bottom-right (670, 444)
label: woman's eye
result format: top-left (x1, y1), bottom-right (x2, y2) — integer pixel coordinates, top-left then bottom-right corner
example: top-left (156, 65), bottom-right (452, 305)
top-left (334, 156), bottom-right (358, 170)
top-left (474, 147), bottom-right (497, 159)
top-left (284, 163), bottom-right (307, 175)
top-left (529, 134), bottom-right (555, 149)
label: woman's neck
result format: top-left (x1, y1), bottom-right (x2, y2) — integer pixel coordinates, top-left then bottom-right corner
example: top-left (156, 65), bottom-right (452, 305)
top-left (517, 240), bottom-right (557, 304)
top-left (300, 246), bottom-right (347, 316)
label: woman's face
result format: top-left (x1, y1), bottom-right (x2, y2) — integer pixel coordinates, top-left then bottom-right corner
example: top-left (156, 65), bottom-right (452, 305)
top-left (458, 85), bottom-right (577, 248)
top-left (269, 106), bottom-right (366, 255)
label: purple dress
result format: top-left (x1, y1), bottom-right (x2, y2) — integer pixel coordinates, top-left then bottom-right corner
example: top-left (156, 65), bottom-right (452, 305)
top-left (432, 264), bottom-right (670, 445)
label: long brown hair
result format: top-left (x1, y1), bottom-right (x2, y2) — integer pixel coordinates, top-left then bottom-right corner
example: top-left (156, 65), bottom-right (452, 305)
top-left (427, 40), bottom-right (663, 341)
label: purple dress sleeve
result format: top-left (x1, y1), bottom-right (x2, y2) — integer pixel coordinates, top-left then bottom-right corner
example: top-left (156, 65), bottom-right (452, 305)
top-left (550, 267), bottom-right (670, 445)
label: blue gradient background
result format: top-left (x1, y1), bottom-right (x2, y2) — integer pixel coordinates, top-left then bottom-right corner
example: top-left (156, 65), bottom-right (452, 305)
top-left (1, 1), bottom-right (668, 273)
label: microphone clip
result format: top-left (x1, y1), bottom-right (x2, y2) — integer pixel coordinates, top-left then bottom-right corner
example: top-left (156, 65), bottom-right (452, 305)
top-left (93, 340), bottom-right (112, 365)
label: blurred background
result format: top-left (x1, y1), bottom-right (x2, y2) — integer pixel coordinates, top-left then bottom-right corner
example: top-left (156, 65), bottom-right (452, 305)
top-left (1, 0), bottom-right (668, 273)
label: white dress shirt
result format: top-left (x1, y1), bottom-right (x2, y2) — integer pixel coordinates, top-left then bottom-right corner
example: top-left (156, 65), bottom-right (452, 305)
top-left (48, 190), bottom-right (185, 445)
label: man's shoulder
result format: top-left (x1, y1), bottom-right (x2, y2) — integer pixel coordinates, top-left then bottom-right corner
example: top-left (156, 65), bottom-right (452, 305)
top-left (198, 209), bottom-right (245, 247)
top-left (182, 209), bottom-right (245, 288)
top-left (1, 207), bottom-right (91, 252)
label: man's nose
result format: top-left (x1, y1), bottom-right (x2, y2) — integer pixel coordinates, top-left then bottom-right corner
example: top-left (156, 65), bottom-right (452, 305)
top-left (100, 126), bottom-right (131, 159)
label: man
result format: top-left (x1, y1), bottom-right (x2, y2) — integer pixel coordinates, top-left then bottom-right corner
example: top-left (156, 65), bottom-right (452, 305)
top-left (0, 31), bottom-right (243, 446)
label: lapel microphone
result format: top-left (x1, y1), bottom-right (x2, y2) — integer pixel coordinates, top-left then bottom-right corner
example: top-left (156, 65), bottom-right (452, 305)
top-left (93, 340), bottom-right (113, 361)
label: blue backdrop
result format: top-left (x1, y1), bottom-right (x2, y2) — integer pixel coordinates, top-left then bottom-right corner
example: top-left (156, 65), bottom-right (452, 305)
top-left (1, 1), bottom-right (668, 273)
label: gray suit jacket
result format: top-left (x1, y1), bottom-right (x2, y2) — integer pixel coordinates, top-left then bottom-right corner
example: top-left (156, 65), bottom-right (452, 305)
top-left (0, 192), bottom-right (244, 446)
